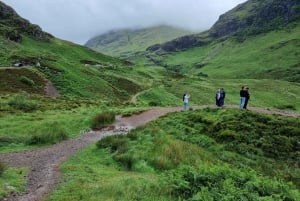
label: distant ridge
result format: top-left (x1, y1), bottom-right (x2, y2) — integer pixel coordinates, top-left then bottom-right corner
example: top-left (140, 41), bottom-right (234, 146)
top-left (85, 25), bottom-right (193, 57)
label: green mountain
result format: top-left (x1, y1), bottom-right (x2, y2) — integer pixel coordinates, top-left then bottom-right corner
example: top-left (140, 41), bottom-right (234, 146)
top-left (138, 0), bottom-right (300, 82)
top-left (85, 25), bottom-right (193, 58)
top-left (0, 1), bottom-right (162, 102)
top-left (0, 1), bottom-right (300, 199)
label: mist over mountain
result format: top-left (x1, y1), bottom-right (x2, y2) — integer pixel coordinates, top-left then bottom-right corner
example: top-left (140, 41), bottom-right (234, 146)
top-left (1, 0), bottom-right (247, 44)
top-left (85, 25), bottom-right (194, 57)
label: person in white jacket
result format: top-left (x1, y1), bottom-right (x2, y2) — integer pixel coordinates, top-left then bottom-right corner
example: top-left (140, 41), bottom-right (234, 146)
top-left (183, 93), bottom-right (190, 111)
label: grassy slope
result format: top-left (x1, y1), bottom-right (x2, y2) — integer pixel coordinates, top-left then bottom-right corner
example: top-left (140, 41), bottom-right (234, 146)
top-left (150, 22), bottom-right (300, 82)
top-left (0, 2), bottom-right (300, 199)
top-left (0, 34), bottom-right (164, 101)
top-left (135, 77), bottom-right (300, 111)
top-left (46, 109), bottom-right (300, 200)
top-left (86, 25), bottom-right (193, 58)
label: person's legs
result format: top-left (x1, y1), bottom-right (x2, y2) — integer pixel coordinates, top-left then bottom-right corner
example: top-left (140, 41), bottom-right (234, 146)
top-left (184, 102), bottom-right (188, 111)
top-left (220, 98), bottom-right (224, 107)
top-left (240, 97), bottom-right (245, 109)
top-left (243, 98), bottom-right (249, 109)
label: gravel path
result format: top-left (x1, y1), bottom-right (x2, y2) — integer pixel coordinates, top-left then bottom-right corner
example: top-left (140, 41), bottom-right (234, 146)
top-left (0, 106), bottom-right (299, 201)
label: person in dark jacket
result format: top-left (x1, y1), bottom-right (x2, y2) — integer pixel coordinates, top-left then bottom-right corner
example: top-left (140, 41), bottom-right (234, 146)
top-left (215, 89), bottom-right (221, 107)
top-left (219, 88), bottom-right (226, 107)
top-left (243, 87), bottom-right (250, 109)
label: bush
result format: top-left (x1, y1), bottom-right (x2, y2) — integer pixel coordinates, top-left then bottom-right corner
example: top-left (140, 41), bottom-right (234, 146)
top-left (168, 165), bottom-right (300, 201)
top-left (276, 104), bottom-right (296, 111)
top-left (96, 135), bottom-right (128, 152)
top-left (26, 122), bottom-right (69, 145)
top-left (91, 111), bottom-right (115, 129)
top-left (96, 135), bottom-right (132, 169)
top-left (0, 135), bottom-right (22, 146)
top-left (148, 101), bottom-right (160, 106)
top-left (8, 94), bottom-right (37, 112)
top-left (20, 76), bottom-right (35, 86)
top-left (0, 161), bottom-right (7, 176)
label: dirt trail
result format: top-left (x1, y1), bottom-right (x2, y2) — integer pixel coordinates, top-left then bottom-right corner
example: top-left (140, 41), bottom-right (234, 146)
top-left (0, 105), bottom-right (299, 201)
top-left (0, 66), bottom-right (33, 70)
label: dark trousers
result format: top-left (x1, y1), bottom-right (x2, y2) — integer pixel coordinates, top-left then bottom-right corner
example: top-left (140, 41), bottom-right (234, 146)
top-left (243, 98), bottom-right (249, 109)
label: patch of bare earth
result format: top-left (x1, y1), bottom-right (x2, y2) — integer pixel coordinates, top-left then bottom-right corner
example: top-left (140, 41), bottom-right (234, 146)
top-left (0, 106), bottom-right (298, 201)
top-left (44, 81), bottom-right (60, 97)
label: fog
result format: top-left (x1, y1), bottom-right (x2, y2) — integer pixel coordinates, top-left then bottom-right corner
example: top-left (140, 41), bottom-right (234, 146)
top-left (2, 0), bottom-right (247, 44)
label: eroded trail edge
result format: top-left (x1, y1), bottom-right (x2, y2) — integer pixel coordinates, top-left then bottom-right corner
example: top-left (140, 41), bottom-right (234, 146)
top-left (0, 106), bottom-right (299, 201)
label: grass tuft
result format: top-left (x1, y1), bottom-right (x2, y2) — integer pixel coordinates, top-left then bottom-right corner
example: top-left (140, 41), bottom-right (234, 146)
top-left (91, 111), bottom-right (115, 129)
top-left (26, 121), bottom-right (69, 145)
top-left (8, 94), bottom-right (37, 112)
top-left (0, 161), bottom-right (7, 176)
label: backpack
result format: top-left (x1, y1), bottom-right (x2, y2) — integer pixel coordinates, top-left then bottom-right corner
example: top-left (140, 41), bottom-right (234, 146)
top-left (183, 94), bottom-right (186, 101)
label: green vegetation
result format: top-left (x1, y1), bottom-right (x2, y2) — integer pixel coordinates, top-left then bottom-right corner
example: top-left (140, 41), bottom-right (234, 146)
top-left (7, 94), bottom-right (38, 112)
top-left (26, 121), bottom-right (69, 145)
top-left (0, 162), bottom-right (6, 176)
top-left (47, 109), bottom-right (300, 200)
top-left (19, 76), bottom-right (35, 86)
top-left (0, 167), bottom-right (27, 199)
top-left (137, 22), bottom-right (300, 83)
top-left (91, 111), bottom-right (115, 129)
top-left (0, 0), bottom-right (300, 199)
top-left (135, 77), bottom-right (300, 111)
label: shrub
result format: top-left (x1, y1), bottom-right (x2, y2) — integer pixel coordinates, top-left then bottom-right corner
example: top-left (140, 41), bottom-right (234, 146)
top-left (8, 94), bottom-right (37, 112)
top-left (168, 165), bottom-right (300, 201)
top-left (26, 122), bottom-right (69, 145)
top-left (0, 161), bottom-right (7, 176)
top-left (96, 135), bottom-right (132, 169)
top-left (0, 135), bottom-right (22, 146)
top-left (91, 111), bottom-right (115, 129)
top-left (148, 101), bottom-right (160, 106)
top-left (19, 76), bottom-right (35, 86)
top-left (96, 135), bottom-right (128, 153)
top-left (276, 104), bottom-right (296, 111)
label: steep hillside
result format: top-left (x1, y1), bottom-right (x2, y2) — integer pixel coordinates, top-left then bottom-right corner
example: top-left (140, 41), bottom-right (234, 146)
top-left (0, 1), bottom-right (161, 102)
top-left (85, 25), bottom-right (193, 58)
top-left (139, 0), bottom-right (300, 82)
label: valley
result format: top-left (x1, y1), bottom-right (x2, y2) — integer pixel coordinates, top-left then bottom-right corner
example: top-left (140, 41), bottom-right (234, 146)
top-left (0, 0), bottom-right (299, 200)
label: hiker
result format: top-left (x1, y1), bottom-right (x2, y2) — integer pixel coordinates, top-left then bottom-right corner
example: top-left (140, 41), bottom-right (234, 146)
top-left (219, 88), bottom-right (226, 107)
top-left (243, 87), bottom-right (250, 109)
top-left (183, 93), bottom-right (190, 111)
top-left (215, 89), bottom-right (221, 107)
top-left (240, 86), bottom-right (246, 109)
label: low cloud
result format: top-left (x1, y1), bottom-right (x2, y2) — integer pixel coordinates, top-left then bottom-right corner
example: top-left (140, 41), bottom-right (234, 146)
top-left (2, 0), bottom-right (247, 44)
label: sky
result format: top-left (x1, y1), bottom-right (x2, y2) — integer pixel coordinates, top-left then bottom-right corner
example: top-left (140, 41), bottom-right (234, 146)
top-left (2, 0), bottom-right (247, 45)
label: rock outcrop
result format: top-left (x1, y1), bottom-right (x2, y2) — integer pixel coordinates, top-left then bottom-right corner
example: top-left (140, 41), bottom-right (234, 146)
top-left (209, 0), bottom-right (300, 38)
top-left (0, 1), bottom-right (53, 42)
top-left (147, 35), bottom-right (209, 52)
